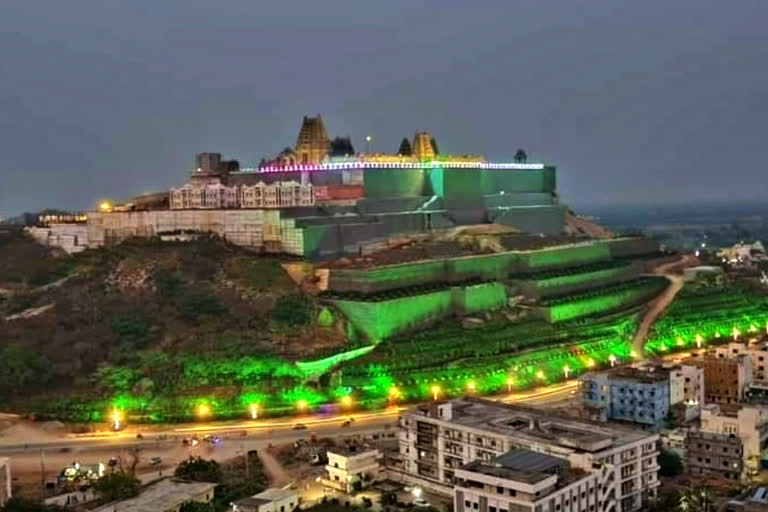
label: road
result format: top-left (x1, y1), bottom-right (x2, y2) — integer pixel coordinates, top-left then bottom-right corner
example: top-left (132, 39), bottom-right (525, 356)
top-left (632, 255), bottom-right (696, 355)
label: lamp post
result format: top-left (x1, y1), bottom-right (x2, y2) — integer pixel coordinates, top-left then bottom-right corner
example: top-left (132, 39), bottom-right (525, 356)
top-left (431, 385), bottom-right (440, 401)
top-left (365, 135), bottom-right (372, 153)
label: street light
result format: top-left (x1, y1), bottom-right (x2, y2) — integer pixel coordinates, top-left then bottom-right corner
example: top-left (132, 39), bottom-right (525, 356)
top-left (696, 334), bottom-right (703, 348)
top-left (536, 370), bottom-right (545, 380)
top-left (431, 385), bottom-right (440, 401)
top-left (250, 404), bottom-right (259, 420)
top-left (365, 135), bottom-right (372, 153)
top-left (609, 355), bottom-right (617, 367)
top-left (388, 386), bottom-right (399, 401)
top-left (297, 400), bottom-right (308, 411)
top-left (467, 380), bottom-right (476, 393)
top-left (563, 366), bottom-right (570, 379)
top-left (99, 201), bottom-right (112, 213)
top-left (196, 404), bottom-right (210, 419)
top-left (341, 396), bottom-right (352, 408)
top-left (112, 409), bottom-right (121, 431)
top-left (733, 327), bottom-right (740, 341)
top-left (506, 377), bottom-right (514, 392)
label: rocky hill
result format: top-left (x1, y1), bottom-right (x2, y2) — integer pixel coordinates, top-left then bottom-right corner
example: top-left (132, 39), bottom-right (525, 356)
top-left (0, 231), bottom-right (346, 417)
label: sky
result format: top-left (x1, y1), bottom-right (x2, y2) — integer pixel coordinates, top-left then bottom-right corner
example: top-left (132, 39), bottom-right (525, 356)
top-left (0, 0), bottom-right (766, 217)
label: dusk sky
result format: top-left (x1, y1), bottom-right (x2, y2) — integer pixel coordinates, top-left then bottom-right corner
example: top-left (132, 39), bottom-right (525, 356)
top-left (1, 1), bottom-right (766, 217)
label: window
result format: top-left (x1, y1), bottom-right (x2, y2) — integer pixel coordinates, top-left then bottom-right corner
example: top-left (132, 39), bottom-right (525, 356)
top-left (473, 503), bottom-right (478, 510)
top-left (497, 486), bottom-right (504, 494)
top-left (465, 501), bottom-right (470, 508)
top-left (508, 489), bottom-right (517, 497)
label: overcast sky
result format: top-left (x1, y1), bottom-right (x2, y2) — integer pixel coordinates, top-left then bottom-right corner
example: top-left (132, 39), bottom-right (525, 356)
top-left (1, 0), bottom-right (766, 217)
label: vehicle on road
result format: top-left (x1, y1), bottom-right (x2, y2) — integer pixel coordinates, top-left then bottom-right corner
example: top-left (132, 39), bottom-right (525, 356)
top-left (341, 420), bottom-right (351, 427)
top-left (149, 457), bottom-right (162, 465)
top-left (293, 423), bottom-right (307, 430)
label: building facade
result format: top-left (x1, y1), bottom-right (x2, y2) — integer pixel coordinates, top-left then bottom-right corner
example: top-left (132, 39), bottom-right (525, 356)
top-left (397, 399), bottom-right (659, 512)
top-left (691, 354), bottom-right (752, 404)
top-left (697, 404), bottom-right (768, 477)
top-left (170, 182), bottom-right (314, 210)
top-left (454, 449), bottom-right (614, 512)
top-left (685, 430), bottom-right (744, 481)
top-left (91, 478), bottom-right (216, 512)
top-left (231, 488), bottom-right (299, 512)
top-left (714, 340), bottom-right (768, 394)
top-left (580, 367), bottom-right (671, 429)
top-left (323, 446), bottom-right (382, 493)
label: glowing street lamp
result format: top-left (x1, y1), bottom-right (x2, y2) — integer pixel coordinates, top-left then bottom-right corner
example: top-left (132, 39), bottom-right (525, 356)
top-left (365, 135), bottom-right (373, 153)
top-left (587, 359), bottom-right (595, 368)
top-left (733, 327), bottom-right (740, 341)
top-left (296, 399), bottom-right (308, 411)
top-left (609, 355), bottom-right (617, 367)
top-left (341, 395), bottom-right (352, 408)
top-left (750, 324), bottom-right (758, 333)
top-left (467, 380), bottom-right (476, 393)
top-left (630, 350), bottom-right (638, 358)
top-left (99, 201), bottom-right (112, 213)
top-left (431, 385), bottom-right (441, 401)
top-left (563, 366), bottom-right (570, 379)
top-left (696, 334), bottom-right (703, 348)
top-left (506, 377), bottom-right (514, 392)
top-left (250, 404), bottom-right (259, 420)
top-left (112, 409), bottom-right (121, 431)
top-left (388, 386), bottom-right (399, 401)
top-left (536, 370), bottom-right (545, 380)
top-left (196, 404), bottom-right (211, 419)
top-left (676, 337), bottom-right (684, 347)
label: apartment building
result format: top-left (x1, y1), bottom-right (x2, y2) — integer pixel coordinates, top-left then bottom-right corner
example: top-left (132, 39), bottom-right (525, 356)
top-left (454, 449), bottom-right (614, 512)
top-left (696, 403), bottom-right (768, 477)
top-left (685, 431), bottom-right (744, 481)
top-left (397, 398), bottom-right (660, 512)
top-left (323, 445), bottom-right (382, 493)
top-left (714, 340), bottom-right (768, 394)
top-left (690, 354), bottom-right (752, 404)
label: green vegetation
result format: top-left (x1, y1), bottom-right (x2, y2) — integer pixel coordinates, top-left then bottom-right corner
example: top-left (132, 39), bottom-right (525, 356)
top-left (658, 448), bottom-right (684, 477)
top-left (645, 285), bottom-right (768, 355)
top-left (0, 498), bottom-right (65, 512)
top-left (0, 344), bottom-right (52, 399)
top-left (92, 472), bottom-right (141, 502)
top-left (174, 457), bottom-right (223, 483)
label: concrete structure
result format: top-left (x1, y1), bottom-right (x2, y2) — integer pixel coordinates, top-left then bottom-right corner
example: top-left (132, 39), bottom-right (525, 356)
top-left (696, 403), bottom-right (768, 477)
top-left (0, 458), bottom-right (10, 507)
top-left (91, 478), bottom-right (216, 512)
top-left (666, 363), bottom-right (705, 422)
top-left (231, 488), bottom-right (299, 512)
top-left (170, 182), bottom-right (314, 210)
top-left (412, 132), bottom-right (436, 160)
top-left (718, 241), bottom-right (767, 267)
top-left (397, 398), bottom-right (660, 512)
top-left (714, 340), bottom-right (768, 394)
top-left (323, 445), bottom-right (382, 493)
top-left (685, 430), bottom-right (744, 481)
top-left (581, 367), bottom-right (671, 429)
top-left (27, 224), bottom-right (89, 254)
top-left (691, 354), bottom-right (752, 404)
top-left (454, 449), bottom-right (614, 512)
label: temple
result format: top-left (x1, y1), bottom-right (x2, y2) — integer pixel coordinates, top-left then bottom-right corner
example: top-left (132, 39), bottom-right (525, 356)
top-left (40, 115), bottom-right (577, 259)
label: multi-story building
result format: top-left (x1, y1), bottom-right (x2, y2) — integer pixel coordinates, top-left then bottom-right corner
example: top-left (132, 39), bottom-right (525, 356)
top-left (91, 478), bottom-right (216, 512)
top-left (690, 354), bottom-right (752, 404)
top-left (397, 398), bottom-right (660, 512)
top-left (170, 182), bottom-right (314, 210)
top-left (714, 340), bottom-right (768, 394)
top-left (666, 363), bottom-right (705, 422)
top-left (581, 367), bottom-right (671, 429)
top-left (454, 449), bottom-right (614, 512)
top-left (685, 430), bottom-right (743, 481)
top-left (323, 445), bottom-right (382, 493)
top-left (0, 458), bottom-right (10, 506)
top-left (695, 403), bottom-right (768, 477)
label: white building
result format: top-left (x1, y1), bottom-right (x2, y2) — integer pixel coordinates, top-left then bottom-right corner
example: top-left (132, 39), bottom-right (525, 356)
top-left (397, 398), bottom-right (659, 512)
top-left (323, 445), bottom-right (382, 493)
top-left (0, 458), bottom-right (10, 506)
top-left (714, 340), bottom-right (768, 393)
top-left (91, 478), bottom-right (216, 512)
top-left (170, 182), bottom-right (314, 210)
top-left (231, 488), bottom-right (299, 512)
top-left (699, 403), bottom-right (768, 477)
top-left (718, 241), bottom-right (767, 267)
top-left (454, 449), bottom-right (614, 512)
top-left (665, 364), bottom-right (705, 421)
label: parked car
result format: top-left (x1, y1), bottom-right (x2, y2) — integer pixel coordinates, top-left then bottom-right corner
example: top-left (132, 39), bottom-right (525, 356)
top-left (293, 423), bottom-right (307, 430)
top-left (149, 457), bottom-right (162, 466)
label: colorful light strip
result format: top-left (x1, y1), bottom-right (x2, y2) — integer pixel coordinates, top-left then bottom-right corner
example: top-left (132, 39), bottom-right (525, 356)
top-left (236, 160), bottom-right (545, 174)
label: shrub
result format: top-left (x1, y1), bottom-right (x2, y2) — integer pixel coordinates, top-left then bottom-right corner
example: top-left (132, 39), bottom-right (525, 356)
top-left (273, 294), bottom-right (312, 327)
top-left (92, 472), bottom-right (140, 501)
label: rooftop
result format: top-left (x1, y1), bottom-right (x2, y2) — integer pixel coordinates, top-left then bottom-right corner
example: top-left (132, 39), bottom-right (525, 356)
top-left (251, 488), bottom-right (297, 502)
top-left (493, 449), bottom-right (568, 474)
top-left (328, 444), bottom-right (380, 457)
top-left (410, 398), bottom-right (654, 453)
top-left (91, 478), bottom-right (216, 512)
top-left (586, 366), bottom-right (671, 384)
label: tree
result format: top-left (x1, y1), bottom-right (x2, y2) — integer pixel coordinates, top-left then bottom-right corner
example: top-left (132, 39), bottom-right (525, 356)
top-left (514, 149), bottom-right (527, 163)
top-left (92, 471), bottom-right (141, 502)
top-left (179, 502), bottom-right (212, 512)
top-left (272, 294), bottom-right (312, 327)
top-left (0, 344), bottom-right (53, 398)
top-left (397, 138), bottom-right (412, 156)
top-left (174, 457), bottom-right (222, 483)
top-left (678, 485), bottom-right (714, 512)
top-left (658, 447), bottom-right (684, 477)
top-left (330, 137), bottom-right (355, 157)
top-left (430, 137), bottom-right (440, 155)
top-left (0, 498), bottom-right (66, 512)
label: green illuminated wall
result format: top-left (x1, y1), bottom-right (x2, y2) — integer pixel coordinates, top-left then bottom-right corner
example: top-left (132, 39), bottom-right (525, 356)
top-left (519, 264), bottom-right (635, 298)
top-left (363, 168), bottom-right (425, 198)
top-left (539, 278), bottom-right (667, 323)
top-left (333, 289), bottom-right (454, 342)
top-left (331, 282), bottom-right (507, 342)
top-left (525, 243), bottom-right (611, 269)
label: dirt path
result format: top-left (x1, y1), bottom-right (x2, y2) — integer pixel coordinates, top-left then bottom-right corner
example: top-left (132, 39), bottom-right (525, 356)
top-left (259, 449), bottom-right (291, 486)
top-left (633, 255), bottom-right (696, 354)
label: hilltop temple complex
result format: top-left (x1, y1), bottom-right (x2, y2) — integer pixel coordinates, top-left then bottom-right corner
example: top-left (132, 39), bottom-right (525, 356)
top-left (32, 115), bottom-right (607, 259)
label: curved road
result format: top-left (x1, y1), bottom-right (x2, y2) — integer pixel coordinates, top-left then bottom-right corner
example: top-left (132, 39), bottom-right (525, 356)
top-left (632, 255), bottom-right (696, 355)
